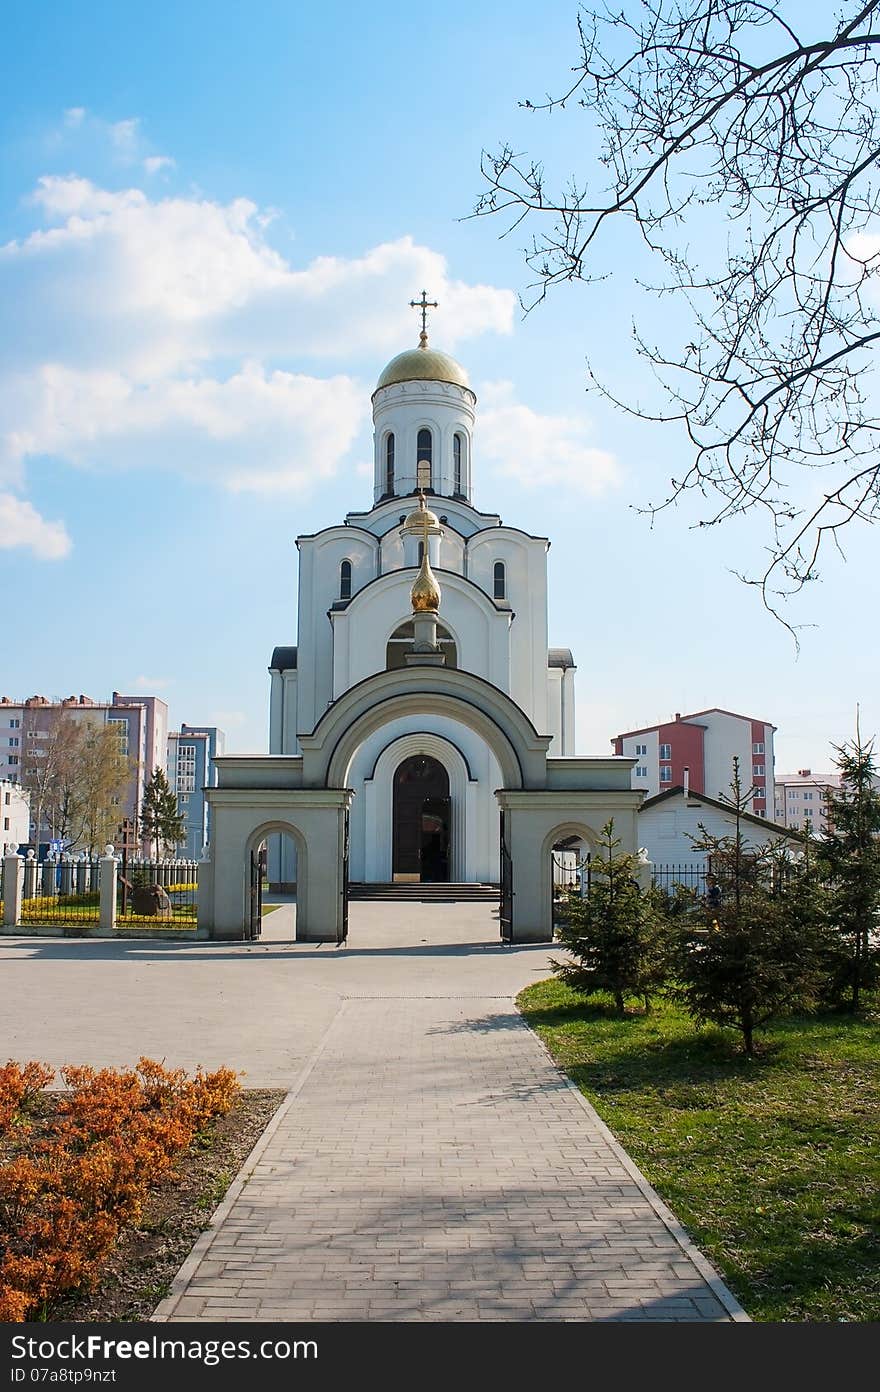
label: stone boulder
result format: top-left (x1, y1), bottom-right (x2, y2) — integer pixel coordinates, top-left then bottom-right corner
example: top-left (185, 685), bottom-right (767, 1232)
top-left (130, 882), bottom-right (173, 918)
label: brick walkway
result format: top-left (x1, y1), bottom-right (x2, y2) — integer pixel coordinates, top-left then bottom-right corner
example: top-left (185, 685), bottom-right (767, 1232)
top-left (1, 903), bottom-right (745, 1321)
top-left (154, 909), bottom-right (745, 1322)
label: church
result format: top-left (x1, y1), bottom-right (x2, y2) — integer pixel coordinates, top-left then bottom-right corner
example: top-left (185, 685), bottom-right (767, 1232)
top-left (199, 302), bottom-right (642, 942)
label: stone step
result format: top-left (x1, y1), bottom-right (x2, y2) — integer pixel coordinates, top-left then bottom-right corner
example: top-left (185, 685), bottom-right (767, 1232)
top-left (348, 882), bottom-right (500, 902)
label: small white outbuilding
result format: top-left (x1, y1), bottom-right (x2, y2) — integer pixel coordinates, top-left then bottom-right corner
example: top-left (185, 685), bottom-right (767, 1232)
top-left (640, 785), bottom-right (803, 874)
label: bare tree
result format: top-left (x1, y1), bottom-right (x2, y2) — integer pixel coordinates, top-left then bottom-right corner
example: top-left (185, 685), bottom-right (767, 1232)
top-left (475, 1), bottom-right (880, 623)
top-left (65, 724), bottom-right (136, 856)
top-left (19, 712), bottom-right (82, 853)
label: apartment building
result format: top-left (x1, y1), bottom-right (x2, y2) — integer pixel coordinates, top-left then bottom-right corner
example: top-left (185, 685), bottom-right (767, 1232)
top-left (1, 779), bottom-right (30, 851)
top-left (166, 724), bottom-right (226, 857)
top-left (612, 707), bottom-right (776, 816)
top-left (0, 692), bottom-right (168, 854)
top-left (773, 769), bottom-right (842, 835)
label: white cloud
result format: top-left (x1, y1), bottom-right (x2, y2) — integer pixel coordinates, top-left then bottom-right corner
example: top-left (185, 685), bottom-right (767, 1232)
top-left (0, 493), bottom-right (71, 559)
top-left (477, 381), bottom-right (620, 496)
top-left (63, 107), bottom-right (86, 128)
top-left (1, 179), bottom-right (514, 377)
top-left (143, 155), bottom-right (175, 175)
top-left (0, 170), bottom-right (516, 540)
top-left (0, 361), bottom-right (366, 492)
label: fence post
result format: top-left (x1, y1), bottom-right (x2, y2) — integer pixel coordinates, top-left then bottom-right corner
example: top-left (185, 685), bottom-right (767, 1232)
top-left (196, 845), bottom-right (214, 938)
top-left (23, 850), bottom-right (38, 900)
top-left (3, 850), bottom-right (23, 927)
top-left (635, 847), bottom-right (653, 893)
top-left (99, 846), bottom-right (117, 935)
top-left (40, 856), bottom-right (55, 896)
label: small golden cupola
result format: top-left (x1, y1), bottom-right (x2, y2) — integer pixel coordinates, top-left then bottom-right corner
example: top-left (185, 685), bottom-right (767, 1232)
top-left (402, 491), bottom-right (442, 613)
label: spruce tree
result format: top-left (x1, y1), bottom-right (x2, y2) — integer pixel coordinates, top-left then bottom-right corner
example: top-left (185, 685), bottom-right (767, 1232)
top-left (551, 820), bottom-right (668, 1015)
top-left (140, 767), bottom-right (187, 859)
top-left (820, 725), bottom-right (880, 1011)
top-left (673, 759), bottom-right (825, 1054)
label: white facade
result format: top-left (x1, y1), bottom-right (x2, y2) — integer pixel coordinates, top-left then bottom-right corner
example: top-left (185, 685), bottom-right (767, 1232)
top-left (640, 788), bottom-right (801, 869)
top-left (268, 338), bottom-right (582, 886)
top-left (1, 779), bottom-right (30, 851)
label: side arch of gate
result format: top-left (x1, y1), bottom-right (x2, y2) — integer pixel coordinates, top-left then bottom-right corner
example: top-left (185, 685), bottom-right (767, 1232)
top-left (202, 787), bottom-right (352, 942)
top-left (245, 820), bottom-right (308, 941)
top-left (541, 821), bottom-right (603, 939)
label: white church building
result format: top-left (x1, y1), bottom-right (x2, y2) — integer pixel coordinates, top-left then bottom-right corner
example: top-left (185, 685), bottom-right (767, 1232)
top-left (200, 310), bottom-right (643, 942)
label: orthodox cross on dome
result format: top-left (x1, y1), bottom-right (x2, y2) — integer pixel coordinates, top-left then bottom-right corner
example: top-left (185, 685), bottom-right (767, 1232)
top-left (416, 490), bottom-right (431, 548)
top-left (409, 290), bottom-right (438, 346)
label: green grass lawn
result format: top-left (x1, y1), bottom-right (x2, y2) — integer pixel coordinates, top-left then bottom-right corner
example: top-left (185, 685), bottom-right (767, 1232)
top-left (517, 978), bottom-right (880, 1322)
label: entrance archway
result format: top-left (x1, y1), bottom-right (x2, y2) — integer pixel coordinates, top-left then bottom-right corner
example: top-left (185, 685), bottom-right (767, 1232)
top-left (393, 754), bottom-right (450, 882)
top-left (244, 822), bottom-right (308, 941)
top-left (542, 823), bottom-right (596, 938)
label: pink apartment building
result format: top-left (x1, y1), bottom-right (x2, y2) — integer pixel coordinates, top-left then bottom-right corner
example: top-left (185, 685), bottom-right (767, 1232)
top-left (0, 691), bottom-right (168, 854)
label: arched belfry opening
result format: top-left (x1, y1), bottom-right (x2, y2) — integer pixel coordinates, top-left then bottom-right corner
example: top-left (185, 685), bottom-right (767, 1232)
top-left (392, 754), bottom-right (450, 882)
top-left (386, 620), bottom-right (457, 670)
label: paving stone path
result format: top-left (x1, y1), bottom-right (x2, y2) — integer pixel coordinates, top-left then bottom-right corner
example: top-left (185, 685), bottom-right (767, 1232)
top-left (0, 902), bottom-right (746, 1322)
top-left (154, 907), bottom-right (745, 1323)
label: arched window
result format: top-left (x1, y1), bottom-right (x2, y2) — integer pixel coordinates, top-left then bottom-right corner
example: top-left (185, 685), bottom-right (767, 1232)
top-left (417, 541), bottom-right (425, 564)
top-left (453, 433), bottom-right (463, 494)
top-left (386, 620), bottom-right (457, 670)
top-left (340, 559), bottom-right (352, 600)
top-left (493, 561), bottom-right (506, 600)
top-left (385, 433), bottom-right (395, 495)
top-left (417, 428), bottom-right (433, 490)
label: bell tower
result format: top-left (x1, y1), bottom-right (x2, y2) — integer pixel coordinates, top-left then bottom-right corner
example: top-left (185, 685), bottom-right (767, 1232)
top-left (371, 293), bottom-right (477, 504)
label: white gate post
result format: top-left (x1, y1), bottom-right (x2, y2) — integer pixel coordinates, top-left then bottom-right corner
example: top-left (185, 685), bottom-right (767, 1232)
top-left (99, 846), bottom-right (117, 934)
top-left (2, 849), bottom-right (23, 928)
top-left (636, 846), bottom-right (653, 893)
top-left (196, 845), bottom-right (214, 936)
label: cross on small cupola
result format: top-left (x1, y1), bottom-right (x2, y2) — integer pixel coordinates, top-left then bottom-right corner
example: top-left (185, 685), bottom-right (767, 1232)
top-left (410, 290), bottom-right (438, 347)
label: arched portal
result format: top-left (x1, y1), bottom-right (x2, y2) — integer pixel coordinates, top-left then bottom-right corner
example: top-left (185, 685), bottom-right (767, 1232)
top-left (248, 821), bottom-right (308, 940)
top-left (392, 754), bottom-right (450, 882)
top-left (541, 822), bottom-right (599, 939)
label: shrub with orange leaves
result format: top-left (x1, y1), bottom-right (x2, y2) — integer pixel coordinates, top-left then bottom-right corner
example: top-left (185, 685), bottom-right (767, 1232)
top-left (0, 1061), bottom-right (54, 1134)
top-left (0, 1057), bottom-right (240, 1321)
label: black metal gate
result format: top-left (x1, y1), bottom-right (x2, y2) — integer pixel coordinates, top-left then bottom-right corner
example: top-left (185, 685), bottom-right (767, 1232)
top-left (551, 844), bottom-right (590, 936)
top-left (340, 808), bottom-right (350, 943)
top-left (248, 847), bottom-right (263, 940)
top-left (499, 811), bottom-right (513, 942)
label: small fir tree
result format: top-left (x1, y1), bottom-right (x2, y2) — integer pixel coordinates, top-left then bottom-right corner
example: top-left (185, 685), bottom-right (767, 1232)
top-left (140, 767), bottom-right (187, 859)
top-left (673, 759), bottom-right (825, 1054)
top-left (551, 820), bottom-right (668, 1015)
top-left (819, 723), bottom-right (880, 1011)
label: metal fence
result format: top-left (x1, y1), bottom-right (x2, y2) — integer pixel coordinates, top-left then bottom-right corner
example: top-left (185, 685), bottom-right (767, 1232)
top-left (117, 856), bottom-right (198, 927)
top-left (8, 854), bottom-right (199, 928)
top-left (651, 862), bottom-right (709, 897)
top-left (19, 855), bottom-right (104, 925)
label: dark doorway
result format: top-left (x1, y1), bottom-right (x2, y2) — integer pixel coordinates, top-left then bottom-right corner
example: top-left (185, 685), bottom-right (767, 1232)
top-left (393, 755), bottom-right (451, 881)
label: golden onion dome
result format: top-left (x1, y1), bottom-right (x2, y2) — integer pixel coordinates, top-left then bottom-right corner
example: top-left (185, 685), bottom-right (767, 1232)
top-left (375, 333), bottom-right (470, 393)
top-left (411, 554), bottom-right (441, 613)
top-left (401, 493), bottom-right (441, 534)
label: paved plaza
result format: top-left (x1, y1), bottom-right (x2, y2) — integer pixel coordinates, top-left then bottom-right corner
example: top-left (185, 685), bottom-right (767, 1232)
top-left (0, 902), bottom-right (746, 1322)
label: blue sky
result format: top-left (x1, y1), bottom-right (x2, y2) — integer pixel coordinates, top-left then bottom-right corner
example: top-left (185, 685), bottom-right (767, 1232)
top-left (0, 0), bottom-right (875, 779)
